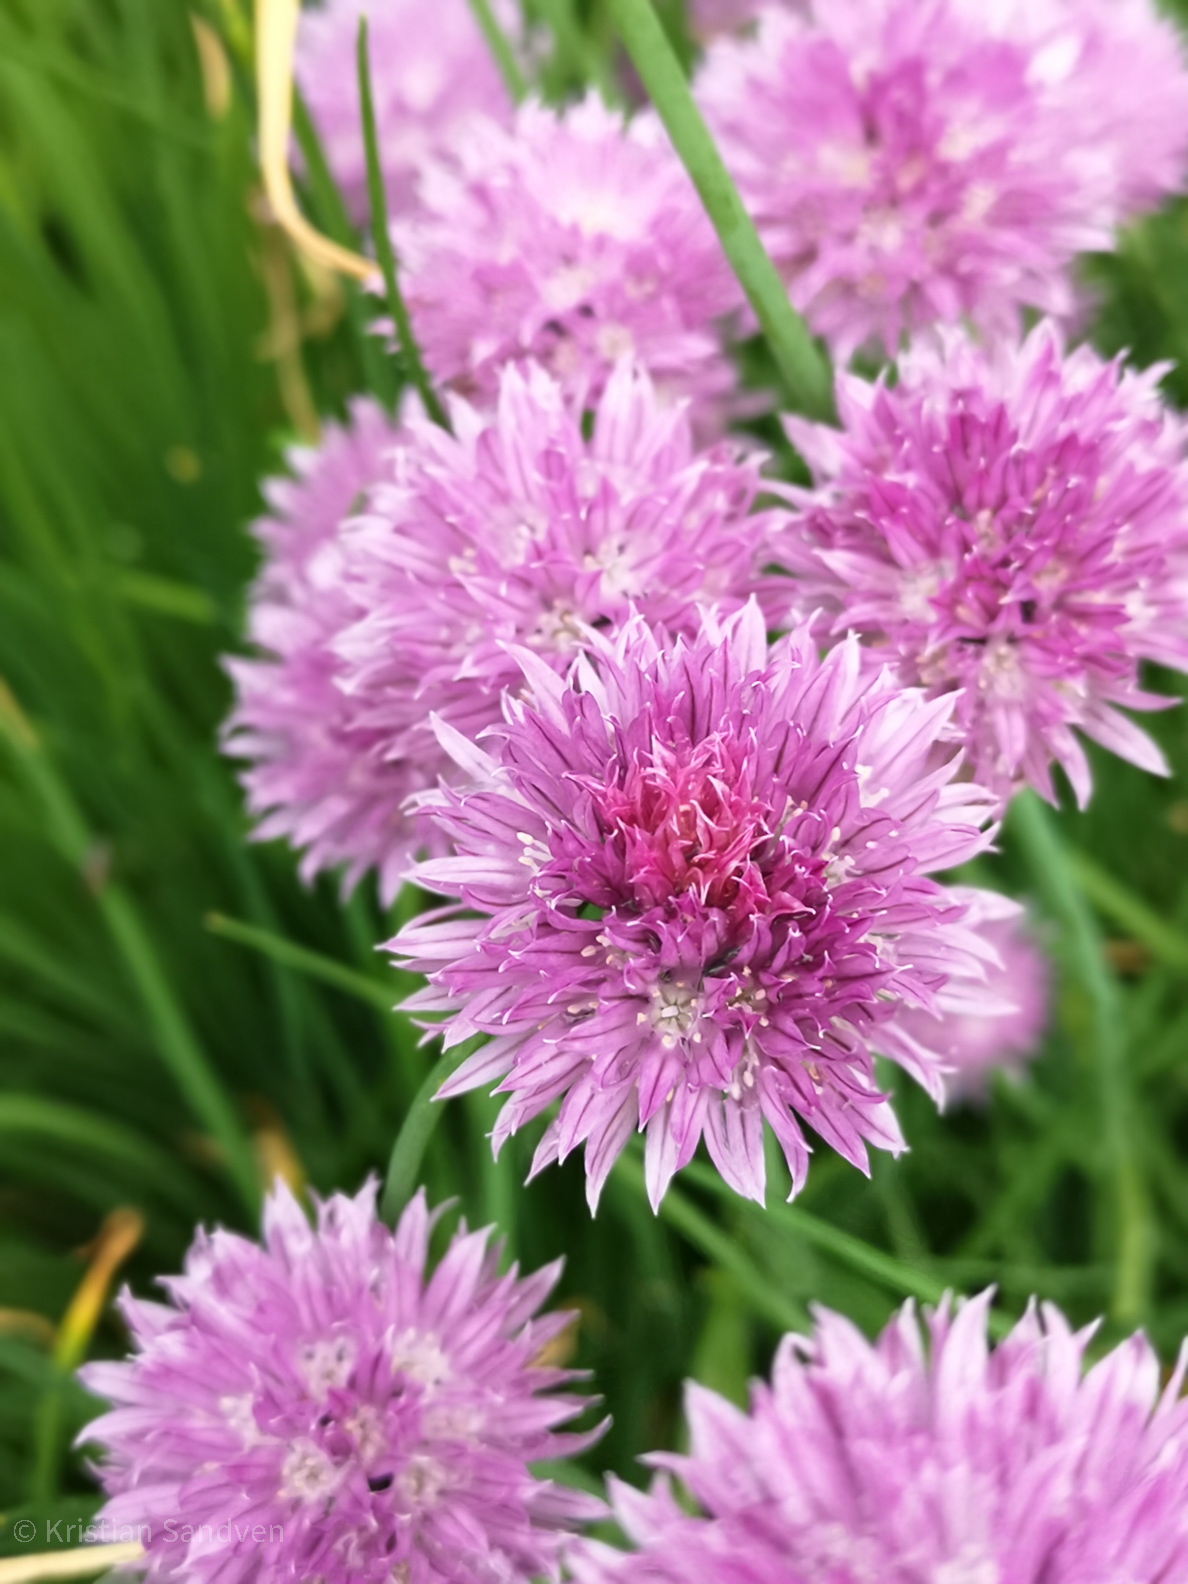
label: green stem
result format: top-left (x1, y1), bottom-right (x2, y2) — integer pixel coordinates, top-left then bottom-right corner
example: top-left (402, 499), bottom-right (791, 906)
top-left (291, 90), bottom-right (397, 406)
top-left (0, 694), bottom-right (259, 1216)
top-left (605, 0), bottom-right (834, 420)
top-left (356, 20), bottom-right (451, 431)
top-left (1007, 791), bottom-right (1152, 1323)
top-left (207, 911), bottom-right (398, 1010)
top-left (681, 1159), bottom-right (1012, 1339)
top-left (464, 1090), bottom-right (518, 1253)
top-left (30, 1382), bottom-right (66, 1503)
top-left (381, 1040), bottom-right (476, 1222)
top-left (0, 1094), bottom-right (199, 1213)
top-left (465, 0), bottom-right (528, 103)
top-left (614, 1153), bottom-right (809, 1333)
top-left (534, 0), bottom-right (618, 102)
top-left (1065, 846), bottom-right (1188, 972)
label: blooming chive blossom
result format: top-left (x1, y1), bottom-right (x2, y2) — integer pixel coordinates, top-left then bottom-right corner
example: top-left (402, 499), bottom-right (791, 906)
top-left (224, 400), bottom-right (440, 903)
top-left (294, 0), bottom-right (513, 223)
top-left (774, 322), bottom-right (1188, 805)
top-left (996, 0), bottom-right (1188, 221)
top-left (79, 1181), bottom-right (601, 1584)
top-left (328, 360), bottom-right (783, 866)
top-left (901, 897), bottom-right (1048, 1100)
top-left (393, 604), bottom-right (1005, 1212)
top-left (397, 95), bottom-right (741, 420)
top-left (571, 1292), bottom-right (1188, 1584)
top-left (695, 0), bottom-right (1188, 359)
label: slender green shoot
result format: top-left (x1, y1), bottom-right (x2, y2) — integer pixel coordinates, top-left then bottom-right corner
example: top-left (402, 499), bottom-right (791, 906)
top-left (534, 0), bottom-right (618, 103)
top-left (1008, 791), bottom-right (1152, 1324)
top-left (291, 91), bottom-right (397, 404)
top-left (356, 20), bottom-right (451, 430)
top-left (465, 0), bottom-right (528, 103)
top-left (0, 686), bottom-right (259, 1217)
top-left (207, 912), bottom-right (399, 1011)
top-left (605, 0), bottom-right (834, 420)
top-left (1066, 846), bottom-right (1188, 973)
top-left (615, 1153), bottom-right (810, 1333)
top-left (682, 1160), bottom-right (1014, 1338)
top-left (381, 1039), bottom-right (479, 1222)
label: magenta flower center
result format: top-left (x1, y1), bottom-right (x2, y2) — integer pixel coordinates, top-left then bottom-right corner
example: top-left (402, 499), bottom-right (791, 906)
top-left (523, 726), bottom-right (894, 1047)
top-left (595, 736), bottom-right (778, 916)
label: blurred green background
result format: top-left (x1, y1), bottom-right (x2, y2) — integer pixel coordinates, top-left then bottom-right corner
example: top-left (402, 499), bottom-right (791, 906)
top-left (4, 0), bottom-right (1188, 1549)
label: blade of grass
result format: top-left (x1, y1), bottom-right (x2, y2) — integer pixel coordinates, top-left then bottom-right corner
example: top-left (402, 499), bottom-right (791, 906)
top-left (463, 1090), bottom-right (518, 1255)
top-left (255, 0), bottom-right (374, 281)
top-left (680, 1158), bottom-right (1014, 1339)
top-left (381, 1039), bottom-right (480, 1222)
top-left (605, 0), bottom-right (834, 420)
top-left (0, 1544), bottom-right (144, 1584)
top-left (0, 1095), bottom-right (200, 1214)
top-left (1065, 846), bottom-right (1188, 973)
top-left (1008, 791), bottom-right (1152, 1324)
top-left (614, 1152), bottom-right (809, 1333)
top-left (465, 0), bottom-right (527, 103)
top-left (291, 93), bottom-right (397, 406)
top-left (0, 686), bottom-right (259, 1216)
top-left (206, 911), bottom-right (398, 1011)
top-left (356, 20), bottom-right (450, 430)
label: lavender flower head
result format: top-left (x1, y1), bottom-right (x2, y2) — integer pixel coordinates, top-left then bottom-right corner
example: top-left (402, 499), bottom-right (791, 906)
top-left (906, 898), bottom-right (1048, 1099)
top-left (224, 400), bottom-right (439, 903)
top-left (695, 0), bottom-right (1188, 358)
top-left (394, 603), bottom-right (1005, 1212)
top-left (1004, 0), bottom-right (1188, 220)
top-left (573, 1291), bottom-right (1188, 1584)
top-left (295, 0), bottom-right (513, 223)
top-left (398, 95), bottom-right (741, 420)
top-left (79, 1181), bottom-right (600, 1584)
top-left (775, 322), bottom-right (1188, 805)
top-left (322, 359), bottom-right (781, 884)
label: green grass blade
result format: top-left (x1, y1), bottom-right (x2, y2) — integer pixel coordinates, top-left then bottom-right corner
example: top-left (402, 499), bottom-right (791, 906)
top-left (0, 691), bottom-right (259, 1216)
top-left (1008, 791), bottom-right (1153, 1324)
top-left (465, 0), bottom-right (528, 102)
top-left (356, 19), bottom-right (450, 430)
top-left (206, 911), bottom-right (399, 1011)
top-left (605, 0), bottom-right (835, 419)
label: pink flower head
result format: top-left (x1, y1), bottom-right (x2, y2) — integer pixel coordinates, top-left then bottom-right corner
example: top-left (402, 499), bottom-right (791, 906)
top-left (295, 0), bottom-right (514, 223)
top-left (324, 359), bottom-right (781, 885)
top-left (398, 95), bottom-right (741, 421)
top-left (572, 1292), bottom-right (1188, 1584)
top-left (775, 322), bottom-right (1188, 806)
top-left (695, 0), bottom-right (1188, 358)
top-left (224, 400), bottom-right (439, 903)
top-left (902, 897), bottom-right (1049, 1100)
top-left (1000, 0), bottom-right (1188, 220)
top-left (79, 1181), bottom-right (601, 1584)
top-left (393, 603), bottom-right (1005, 1212)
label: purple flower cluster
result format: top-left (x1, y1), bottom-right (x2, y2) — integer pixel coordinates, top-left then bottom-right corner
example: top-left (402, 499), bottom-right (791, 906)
top-left (80, 1182), bottom-right (600, 1584)
top-left (227, 0), bottom-right (1188, 1213)
top-left (775, 323), bottom-right (1188, 805)
top-left (695, 0), bottom-right (1188, 358)
top-left (572, 1292), bottom-right (1188, 1584)
top-left (396, 95), bottom-right (741, 422)
top-left (81, 8), bottom-right (1188, 1584)
top-left (396, 605), bottom-right (1001, 1209)
top-left (230, 362), bottom-right (779, 900)
top-left (224, 399), bottom-right (439, 903)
